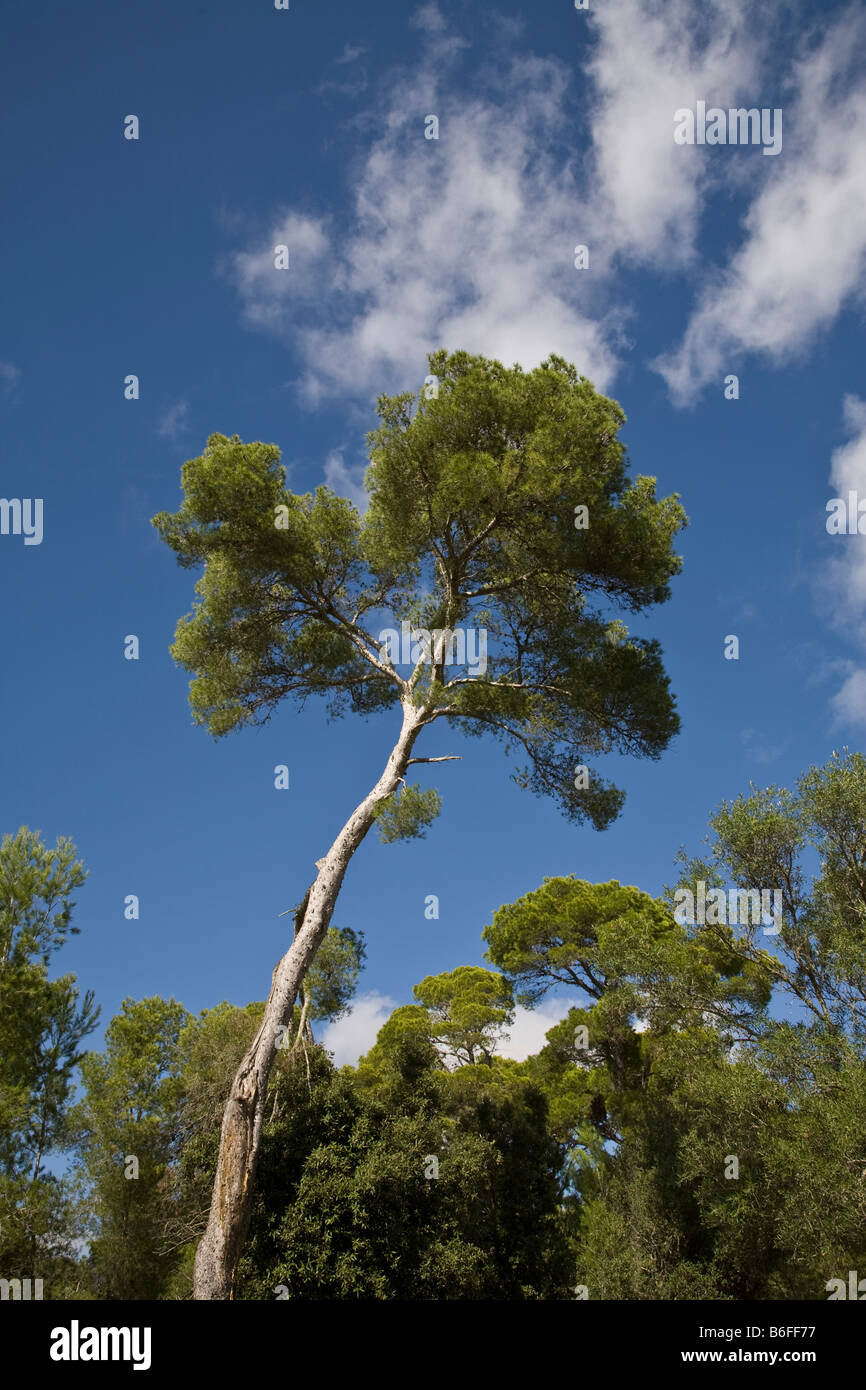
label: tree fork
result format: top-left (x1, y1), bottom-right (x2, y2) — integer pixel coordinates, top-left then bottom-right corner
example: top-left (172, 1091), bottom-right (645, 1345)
top-left (192, 701), bottom-right (425, 1299)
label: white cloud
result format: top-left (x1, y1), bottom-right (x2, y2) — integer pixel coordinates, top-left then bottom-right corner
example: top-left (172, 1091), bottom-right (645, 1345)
top-left (228, 213), bottom-right (331, 337)
top-left (816, 395), bottom-right (866, 726)
top-left (586, 0), bottom-right (765, 268)
top-left (226, 4), bottom-right (765, 405)
top-left (323, 448), bottom-right (369, 513)
top-left (831, 394), bottom-right (866, 487)
top-left (156, 399), bottom-right (191, 441)
top-left (226, 22), bottom-right (618, 407)
top-left (655, 10), bottom-right (866, 403)
top-left (319, 990), bottom-right (397, 1066)
top-left (830, 667), bottom-right (866, 727)
top-left (496, 999), bottom-right (573, 1062)
top-left (225, 3), bottom-right (866, 417)
top-left (822, 394), bottom-right (866, 617)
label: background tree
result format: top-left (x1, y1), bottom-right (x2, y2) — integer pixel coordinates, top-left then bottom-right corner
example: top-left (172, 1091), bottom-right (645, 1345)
top-left (0, 827), bottom-right (98, 1296)
top-left (236, 981), bottom-right (571, 1300)
top-left (305, 927), bottom-right (366, 1026)
top-left (479, 753), bottom-right (866, 1299)
top-left (484, 874), bottom-right (775, 1296)
top-left (411, 965), bottom-right (514, 1067)
top-left (153, 348), bottom-right (686, 1297)
top-left (670, 748), bottom-right (866, 1037)
top-left (289, 926), bottom-right (366, 1074)
top-left (71, 996), bottom-right (190, 1299)
top-left (50, 749), bottom-right (865, 1303)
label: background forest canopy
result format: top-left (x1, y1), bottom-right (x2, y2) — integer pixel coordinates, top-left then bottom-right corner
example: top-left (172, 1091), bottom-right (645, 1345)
top-left (2, 746), bottom-right (866, 1300)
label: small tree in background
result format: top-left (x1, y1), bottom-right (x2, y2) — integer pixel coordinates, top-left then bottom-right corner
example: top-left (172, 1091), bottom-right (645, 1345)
top-left (153, 348), bottom-right (686, 1298)
top-left (71, 996), bottom-right (190, 1300)
top-left (412, 966), bottom-right (515, 1067)
top-left (0, 828), bottom-right (98, 1293)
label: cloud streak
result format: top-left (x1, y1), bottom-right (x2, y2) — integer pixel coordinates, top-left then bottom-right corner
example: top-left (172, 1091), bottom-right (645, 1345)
top-left (226, 22), bottom-right (619, 405)
top-left (224, 2), bottom-right (866, 421)
top-left (655, 9), bottom-right (866, 404)
top-left (156, 399), bottom-right (191, 441)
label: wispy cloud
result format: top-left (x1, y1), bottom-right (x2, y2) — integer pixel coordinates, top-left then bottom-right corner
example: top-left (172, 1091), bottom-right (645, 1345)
top-left (227, 213), bottom-right (331, 338)
top-left (156, 399), bottom-right (191, 441)
top-left (739, 727), bottom-right (789, 766)
top-left (336, 42), bottom-right (367, 65)
top-left (410, 2), bottom-right (448, 36)
top-left (0, 360), bottom-right (21, 399)
top-left (224, 2), bottom-right (866, 418)
top-left (586, 0), bottom-right (766, 270)
top-left (226, 15), bottom-right (618, 407)
top-left (317, 41), bottom-right (369, 99)
top-left (824, 395), bottom-right (866, 616)
top-left (323, 448), bottom-right (368, 512)
top-left (655, 9), bottom-right (866, 404)
top-left (817, 395), bottom-right (866, 726)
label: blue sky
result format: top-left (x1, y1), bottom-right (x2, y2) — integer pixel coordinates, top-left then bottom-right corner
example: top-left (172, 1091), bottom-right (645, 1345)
top-left (2, 0), bottom-right (865, 1064)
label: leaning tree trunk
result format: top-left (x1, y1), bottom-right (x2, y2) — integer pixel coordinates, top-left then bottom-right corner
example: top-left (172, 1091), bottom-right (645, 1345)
top-left (193, 700), bottom-right (424, 1299)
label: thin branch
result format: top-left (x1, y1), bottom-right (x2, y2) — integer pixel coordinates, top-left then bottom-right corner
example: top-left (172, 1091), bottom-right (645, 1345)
top-left (318, 599), bottom-right (407, 690)
top-left (406, 755), bottom-right (462, 765)
top-left (460, 566), bottom-right (546, 599)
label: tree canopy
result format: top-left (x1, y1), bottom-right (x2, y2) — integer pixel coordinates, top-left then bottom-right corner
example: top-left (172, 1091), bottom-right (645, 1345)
top-left (153, 349), bottom-right (686, 829)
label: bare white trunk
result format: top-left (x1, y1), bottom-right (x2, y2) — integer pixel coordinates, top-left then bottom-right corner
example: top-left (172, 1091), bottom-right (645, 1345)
top-left (193, 701), bottom-right (424, 1299)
